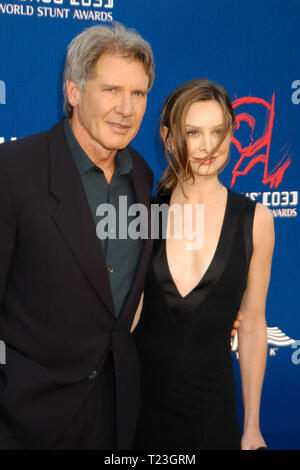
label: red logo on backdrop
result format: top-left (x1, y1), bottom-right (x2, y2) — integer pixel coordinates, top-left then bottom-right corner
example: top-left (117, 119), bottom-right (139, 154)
top-left (231, 94), bottom-right (291, 188)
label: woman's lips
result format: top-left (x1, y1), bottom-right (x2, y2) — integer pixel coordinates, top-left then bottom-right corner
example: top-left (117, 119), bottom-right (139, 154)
top-left (192, 156), bottom-right (217, 165)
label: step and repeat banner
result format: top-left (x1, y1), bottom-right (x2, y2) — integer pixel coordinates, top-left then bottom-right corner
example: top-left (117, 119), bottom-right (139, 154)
top-left (0, 0), bottom-right (299, 450)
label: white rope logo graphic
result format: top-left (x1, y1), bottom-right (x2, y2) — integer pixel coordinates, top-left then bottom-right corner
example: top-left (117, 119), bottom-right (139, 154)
top-left (231, 326), bottom-right (295, 352)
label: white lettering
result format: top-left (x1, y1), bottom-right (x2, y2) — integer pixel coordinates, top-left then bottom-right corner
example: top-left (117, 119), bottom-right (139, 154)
top-left (0, 80), bottom-right (6, 105)
top-left (291, 80), bottom-right (300, 104)
top-left (72, 9), bottom-right (111, 20)
top-left (0, 340), bottom-right (6, 365)
top-left (263, 192), bottom-right (271, 206)
top-left (291, 341), bottom-right (300, 365)
top-left (269, 347), bottom-right (278, 356)
top-left (290, 191), bottom-right (298, 205)
top-left (184, 204), bottom-right (204, 251)
top-left (262, 191), bottom-right (298, 208)
top-left (272, 208), bottom-right (297, 218)
top-left (37, 6), bottom-right (70, 17)
top-left (103, 454), bottom-right (139, 467)
top-left (96, 204), bottom-right (116, 240)
top-left (0, 137), bottom-right (17, 145)
top-left (0, 3), bottom-right (34, 15)
top-left (94, 199), bottom-right (206, 247)
top-left (271, 191), bottom-right (281, 207)
top-left (128, 203), bottom-right (148, 240)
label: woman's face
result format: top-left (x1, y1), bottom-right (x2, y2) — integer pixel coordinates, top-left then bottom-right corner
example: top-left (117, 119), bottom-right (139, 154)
top-left (185, 100), bottom-right (231, 177)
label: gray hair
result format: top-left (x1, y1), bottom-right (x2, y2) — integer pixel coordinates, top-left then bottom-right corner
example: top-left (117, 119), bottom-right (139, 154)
top-left (63, 22), bottom-right (155, 117)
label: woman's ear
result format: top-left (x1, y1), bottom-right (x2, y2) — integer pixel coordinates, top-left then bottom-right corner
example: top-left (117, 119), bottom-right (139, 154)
top-left (161, 125), bottom-right (173, 151)
top-left (160, 125), bottom-right (169, 143)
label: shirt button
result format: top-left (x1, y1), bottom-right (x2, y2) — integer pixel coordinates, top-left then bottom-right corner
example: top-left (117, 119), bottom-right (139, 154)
top-left (88, 370), bottom-right (98, 380)
top-left (108, 267), bottom-right (114, 274)
top-left (112, 329), bottom-right (118, 338)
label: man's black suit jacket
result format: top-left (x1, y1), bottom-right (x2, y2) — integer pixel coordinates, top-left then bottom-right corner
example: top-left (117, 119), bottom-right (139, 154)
top-left (0, 120), bottom-right (153, 449)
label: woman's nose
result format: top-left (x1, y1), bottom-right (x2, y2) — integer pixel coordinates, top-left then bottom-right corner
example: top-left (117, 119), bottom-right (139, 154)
top-left (199, 134), bottom-right (213, 153)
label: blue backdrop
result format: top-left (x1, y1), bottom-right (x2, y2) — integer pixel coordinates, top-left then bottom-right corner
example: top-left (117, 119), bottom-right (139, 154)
top-left (0, 0), bottom-right (299, 450)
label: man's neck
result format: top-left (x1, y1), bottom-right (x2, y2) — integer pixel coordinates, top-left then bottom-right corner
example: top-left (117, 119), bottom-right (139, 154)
top-left (69, 118), bottom-right (117, 183)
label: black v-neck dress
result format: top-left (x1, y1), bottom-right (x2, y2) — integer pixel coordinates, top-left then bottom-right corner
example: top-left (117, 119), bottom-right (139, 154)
top-left (133, 188), bottom-right (257, 450)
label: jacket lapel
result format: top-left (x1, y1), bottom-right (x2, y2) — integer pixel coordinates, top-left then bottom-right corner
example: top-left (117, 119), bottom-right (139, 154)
top-left (118, 151), bottom-right (154, 322)
top-left (47, 120), bottom-right (115, 317)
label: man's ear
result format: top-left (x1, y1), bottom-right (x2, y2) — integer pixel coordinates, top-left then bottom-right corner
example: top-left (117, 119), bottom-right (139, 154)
top-left (65, 80), bottom-right (81, 108)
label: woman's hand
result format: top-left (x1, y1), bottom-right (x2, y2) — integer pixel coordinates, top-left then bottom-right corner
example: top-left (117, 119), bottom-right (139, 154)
top-left (230, 310), bottom-right (243, 346)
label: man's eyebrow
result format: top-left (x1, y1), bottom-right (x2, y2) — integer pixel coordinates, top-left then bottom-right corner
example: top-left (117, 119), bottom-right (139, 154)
top-left (99, 83), bottom-right (148, 92)
top-left (133, 88), bottom-right (149, 94)
top-left (100, 83), bottom-right (119, 88)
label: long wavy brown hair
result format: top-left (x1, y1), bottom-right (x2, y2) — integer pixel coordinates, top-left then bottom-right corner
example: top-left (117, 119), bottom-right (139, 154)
top-left (156, 79), bottom-right (236, 197)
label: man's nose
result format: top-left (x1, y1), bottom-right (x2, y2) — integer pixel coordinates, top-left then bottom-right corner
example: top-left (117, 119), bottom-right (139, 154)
top-left (115, 93), bottom-right (134, 117)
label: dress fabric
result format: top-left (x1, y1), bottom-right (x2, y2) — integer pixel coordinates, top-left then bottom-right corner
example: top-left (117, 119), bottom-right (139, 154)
top-left (134, 188), bottom-right (257, 450)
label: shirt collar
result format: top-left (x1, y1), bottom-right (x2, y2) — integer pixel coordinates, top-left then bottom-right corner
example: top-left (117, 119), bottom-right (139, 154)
top-left (115, 147), bottom-right (132, 176)
top-left (64, 117), bottom-right (132, 176)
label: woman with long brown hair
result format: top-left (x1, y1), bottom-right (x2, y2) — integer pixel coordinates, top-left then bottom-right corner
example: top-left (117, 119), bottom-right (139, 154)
top-left (133, 79), bottom-right (274, 450)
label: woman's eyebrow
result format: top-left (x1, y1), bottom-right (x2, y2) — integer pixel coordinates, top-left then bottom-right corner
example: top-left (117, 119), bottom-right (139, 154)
top-left (185, 123), bottom-right (224, 129)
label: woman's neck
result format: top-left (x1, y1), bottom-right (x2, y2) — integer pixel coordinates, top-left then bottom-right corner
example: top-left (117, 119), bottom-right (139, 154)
top-left (173, 175), bottom-right (226, 205)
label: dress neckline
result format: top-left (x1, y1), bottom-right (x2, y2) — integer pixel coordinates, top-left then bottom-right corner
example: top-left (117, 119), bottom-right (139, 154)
top-left (151, 186), bottom-right (243, 328)
top-left (164, 187), bottom-right (230, 299)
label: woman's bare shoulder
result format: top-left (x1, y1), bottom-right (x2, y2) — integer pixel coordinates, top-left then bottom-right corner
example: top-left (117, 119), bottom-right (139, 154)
top-left (253, 202), bottom-right (275, 249)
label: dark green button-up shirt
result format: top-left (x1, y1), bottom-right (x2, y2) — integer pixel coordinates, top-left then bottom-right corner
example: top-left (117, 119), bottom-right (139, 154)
top-left (64, 118), bottom-right (143, 317)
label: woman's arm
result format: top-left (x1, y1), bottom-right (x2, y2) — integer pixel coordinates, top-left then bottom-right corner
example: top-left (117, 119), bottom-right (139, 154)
top-left (130, 292), bottom-right (144, 333)
top-left (238, 202), bottom-right (275, 450)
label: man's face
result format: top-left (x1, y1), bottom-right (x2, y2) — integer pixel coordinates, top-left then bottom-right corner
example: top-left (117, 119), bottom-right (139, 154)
top-left (67, 53), bottom-right (149, 157)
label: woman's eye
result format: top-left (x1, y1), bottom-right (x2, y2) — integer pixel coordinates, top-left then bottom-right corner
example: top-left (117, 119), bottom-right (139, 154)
top-left (187, 130), bottom-right (197, 136)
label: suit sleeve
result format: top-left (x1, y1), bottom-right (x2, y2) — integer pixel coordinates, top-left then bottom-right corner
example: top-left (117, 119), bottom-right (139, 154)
top-left (0, 164), bottom-right (16, 307)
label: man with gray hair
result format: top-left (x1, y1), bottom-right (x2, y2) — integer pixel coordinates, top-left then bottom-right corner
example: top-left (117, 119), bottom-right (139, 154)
top-left (0, 22), bottom-right (154, 449)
